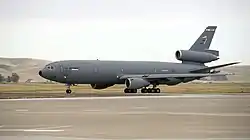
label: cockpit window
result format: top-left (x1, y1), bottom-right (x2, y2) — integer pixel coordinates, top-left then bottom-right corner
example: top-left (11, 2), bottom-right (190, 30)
top-left (46, 65), bottom-right (54, 70)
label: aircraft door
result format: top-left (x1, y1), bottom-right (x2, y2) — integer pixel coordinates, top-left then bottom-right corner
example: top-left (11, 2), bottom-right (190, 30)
top-left (59, 64), bottom-right (72, 81)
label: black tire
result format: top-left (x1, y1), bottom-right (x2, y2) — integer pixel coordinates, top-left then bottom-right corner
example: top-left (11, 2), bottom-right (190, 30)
top-left (141, 89), bottom-right (147, 93)
top-left (124, 88), bottom-right (137, 93)
top-left (66, 89), bottom-right (72, 94)
top-left (124, 88), bottom-right (132, 93)
top-left (152, 89), bottom-right (157, 93)
top-left (147, 88), bottom-right (152, 93)
top-left (156, 88), bottom-right (161, 93)
top-left (124, 89), bottom-right (128, 93)
top-left (132, 89), bottom-right (136, 93)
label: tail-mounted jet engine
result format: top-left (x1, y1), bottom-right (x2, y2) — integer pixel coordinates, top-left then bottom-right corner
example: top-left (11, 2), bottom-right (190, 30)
top-left (175, 50), bottom-right (219, 63)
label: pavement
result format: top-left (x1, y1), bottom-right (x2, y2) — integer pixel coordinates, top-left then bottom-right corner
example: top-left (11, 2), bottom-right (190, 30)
top-left (0, 94), bottom-right (250, 140)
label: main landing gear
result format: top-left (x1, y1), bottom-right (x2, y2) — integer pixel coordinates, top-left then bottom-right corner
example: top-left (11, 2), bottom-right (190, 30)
top-left (124, 88), bottom-right (138, 93)
top-left (141, 84), bottom-right (161, 93)
top-left (124, 88), bottom-right (161, 93)
top-left (141, 88), bottom-right (161, 93)
top-left (124, 83), bottom-right (161, 94)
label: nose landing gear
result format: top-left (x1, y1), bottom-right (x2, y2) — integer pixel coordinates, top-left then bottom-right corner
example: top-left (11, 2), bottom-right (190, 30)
top-left (66, 89), bottom-right (72, 94)
top-left (65, 84), bottom-right (72, 94)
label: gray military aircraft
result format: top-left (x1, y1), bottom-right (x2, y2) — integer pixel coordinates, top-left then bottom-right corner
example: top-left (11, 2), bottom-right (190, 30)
top-left (39, 26), bottom-right (239, 94)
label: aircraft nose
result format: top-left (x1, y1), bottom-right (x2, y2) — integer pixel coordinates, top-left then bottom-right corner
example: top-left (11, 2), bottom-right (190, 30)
top-left (39, 70), bottom-right (43, 77)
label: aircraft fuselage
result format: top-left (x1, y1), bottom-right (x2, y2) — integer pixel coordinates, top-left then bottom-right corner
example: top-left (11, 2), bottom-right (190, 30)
top-left (40, 60), bottom-right (206, 85)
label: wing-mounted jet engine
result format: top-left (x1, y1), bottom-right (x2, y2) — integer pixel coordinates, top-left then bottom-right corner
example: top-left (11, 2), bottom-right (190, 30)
top-left (124, 78), bottom-right (160, 93)
top-left (125, 78), bottom-right (150, 89)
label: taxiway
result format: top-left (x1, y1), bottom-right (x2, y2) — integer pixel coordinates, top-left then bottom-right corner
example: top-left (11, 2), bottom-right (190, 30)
top-left (0, 94), bottom-right (250, 140)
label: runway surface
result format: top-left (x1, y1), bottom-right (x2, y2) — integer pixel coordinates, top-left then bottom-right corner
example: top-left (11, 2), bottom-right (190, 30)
top-left (0, 94), bottom-right (250, 140)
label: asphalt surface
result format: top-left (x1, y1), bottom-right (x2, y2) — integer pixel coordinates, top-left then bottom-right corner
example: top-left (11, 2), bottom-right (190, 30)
top-left (0, 94), bottom-right (250, 140)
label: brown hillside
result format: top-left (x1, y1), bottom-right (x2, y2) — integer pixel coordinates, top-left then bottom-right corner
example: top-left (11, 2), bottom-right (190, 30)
top-left (0, 57), bottom-right (51, 82)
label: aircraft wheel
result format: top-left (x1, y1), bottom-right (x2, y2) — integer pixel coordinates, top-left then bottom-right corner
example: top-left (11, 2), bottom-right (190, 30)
top-left (156, 88), bottom-right (161, 93)
top-left (147, 88), bottom-right (152, 93)
top-left (124, 89), bottom-right (137, 93)
top-left (141, 88), bottom-right (160, 93)
top-left (66, 89), bottom-right (72, 94)
top-left (124, 88), bottom-right (129, 93)
top-left (141, 88), bottom-right (147, 93)
top-left (151, 88), bottom-right (156, 93)
top-left (132, 89), bottom-right (137, 93)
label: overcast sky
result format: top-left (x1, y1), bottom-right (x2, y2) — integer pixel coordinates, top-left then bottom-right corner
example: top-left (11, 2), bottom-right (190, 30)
top-left (0, 0), bottom-right (249, 65)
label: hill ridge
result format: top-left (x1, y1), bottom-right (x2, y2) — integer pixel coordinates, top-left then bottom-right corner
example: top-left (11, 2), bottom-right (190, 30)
top-left (0, 57), bottom-right (51, 82)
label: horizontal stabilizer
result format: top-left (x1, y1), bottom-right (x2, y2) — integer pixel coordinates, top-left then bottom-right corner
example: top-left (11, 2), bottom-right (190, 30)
top-left (190, 62), bottom-right (240, 73)
top-left (204, 49), bottom-right (219, 56)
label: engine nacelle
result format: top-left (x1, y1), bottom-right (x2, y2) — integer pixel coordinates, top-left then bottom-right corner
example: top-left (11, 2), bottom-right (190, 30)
top-left (90, 84), bottom-right (114, 89)
top-left (125, 78), bottom-right (150, 89)
top-left (175, 50), bottom-right (219, 63)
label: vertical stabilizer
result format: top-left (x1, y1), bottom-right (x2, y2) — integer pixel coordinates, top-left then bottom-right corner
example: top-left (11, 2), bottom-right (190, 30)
top-left (180, 26), bottom-right (218, 65)
top-left (189, 26), bottom-right (217, 51)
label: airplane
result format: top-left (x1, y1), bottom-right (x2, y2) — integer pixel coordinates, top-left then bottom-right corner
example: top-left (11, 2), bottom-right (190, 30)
top-left (38, 26), bottom-right (240, 94)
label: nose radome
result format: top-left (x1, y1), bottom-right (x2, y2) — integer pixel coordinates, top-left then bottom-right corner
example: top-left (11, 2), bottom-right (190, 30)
top-left (39, 70), bottom-right (42, 77)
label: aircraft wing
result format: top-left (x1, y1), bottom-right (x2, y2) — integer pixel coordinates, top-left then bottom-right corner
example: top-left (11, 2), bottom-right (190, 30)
top-left (119, 72), bottom-right (234, 80)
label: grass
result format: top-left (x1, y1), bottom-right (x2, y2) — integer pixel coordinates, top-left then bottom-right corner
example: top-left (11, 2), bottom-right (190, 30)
top-left (0, 82), bottom-right (250, 99)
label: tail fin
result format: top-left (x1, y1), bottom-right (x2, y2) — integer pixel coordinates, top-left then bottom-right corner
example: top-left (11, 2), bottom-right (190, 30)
top-left (189, 26), bottom-right (217, 51)
top-left (181, 26), bottom-right (218, 66)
